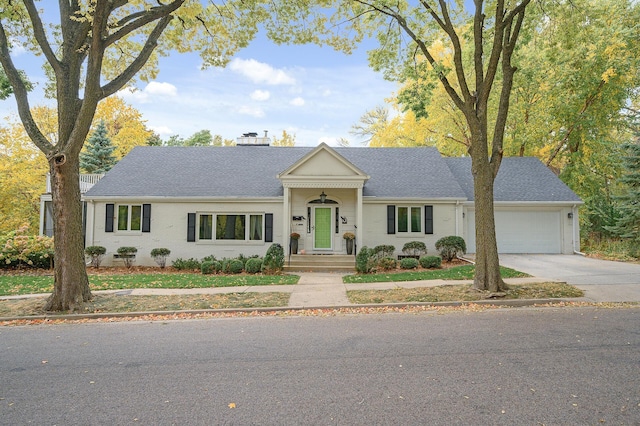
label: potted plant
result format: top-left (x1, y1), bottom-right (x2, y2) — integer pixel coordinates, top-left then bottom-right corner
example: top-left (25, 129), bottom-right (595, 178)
top-left (343, 232), bottom-right (356, 255)
top-left (290, 232), bottom-right (300, 254)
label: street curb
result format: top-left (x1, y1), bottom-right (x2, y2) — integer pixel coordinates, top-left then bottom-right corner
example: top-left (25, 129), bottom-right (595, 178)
top-left (0, 297), bottom-right (597, 323)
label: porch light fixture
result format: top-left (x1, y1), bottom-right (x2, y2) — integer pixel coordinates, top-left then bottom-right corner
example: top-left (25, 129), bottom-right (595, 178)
top-left (319, 191), bottom-right (327, 203)
top-left (568, 212), bottom-right (573, 219)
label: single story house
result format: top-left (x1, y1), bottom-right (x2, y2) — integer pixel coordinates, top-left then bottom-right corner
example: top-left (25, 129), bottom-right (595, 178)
top-left (72, 140), bottom-right (581, 266)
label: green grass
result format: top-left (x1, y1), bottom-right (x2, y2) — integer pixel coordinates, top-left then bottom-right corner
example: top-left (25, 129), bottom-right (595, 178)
top-left (0, 273), bottom-right (299, 296)
top-left (0, 292), bottom-right (291, 317)
top-left (582, 238), bottom-right (639, 262)
top-left (343, 265), bottom-right (529, 283)
top-left (348, 282), bottom-right (584, 304)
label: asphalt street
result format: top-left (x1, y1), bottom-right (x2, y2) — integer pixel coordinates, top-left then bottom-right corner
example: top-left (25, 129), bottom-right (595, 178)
top-left (1, 307), bottom-right (639, 425)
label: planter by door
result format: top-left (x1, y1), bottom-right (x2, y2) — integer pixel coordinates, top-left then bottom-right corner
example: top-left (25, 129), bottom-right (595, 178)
top-left (346, 239), bottom-right (354, 255)
top-left (290, 238), bottom-right (298, 254)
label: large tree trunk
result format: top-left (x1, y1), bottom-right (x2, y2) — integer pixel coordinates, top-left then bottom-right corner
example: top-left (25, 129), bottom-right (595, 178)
top-left (44, 154), bottom-right (91, 312)
top-left (471, 155), bottom-right (506, 292)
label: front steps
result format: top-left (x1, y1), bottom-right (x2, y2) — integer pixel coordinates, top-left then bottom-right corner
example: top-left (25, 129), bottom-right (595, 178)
top-left (284, 254), bottom-right (356, 273)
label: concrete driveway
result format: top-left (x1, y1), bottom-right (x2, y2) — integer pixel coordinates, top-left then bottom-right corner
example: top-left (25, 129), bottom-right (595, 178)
top-left (498, 254), bottom-right (640, 302)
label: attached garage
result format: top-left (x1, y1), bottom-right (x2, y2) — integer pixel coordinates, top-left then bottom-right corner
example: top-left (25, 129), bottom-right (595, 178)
top-left (465, 207), bottom-right (570, 254)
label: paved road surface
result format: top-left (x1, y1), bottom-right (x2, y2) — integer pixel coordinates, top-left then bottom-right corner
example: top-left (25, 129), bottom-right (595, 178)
top-left (2, 307), bottom-right (639, 424)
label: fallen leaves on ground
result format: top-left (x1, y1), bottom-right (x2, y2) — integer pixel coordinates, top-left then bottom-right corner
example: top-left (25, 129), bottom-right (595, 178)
top-left (2, 301), bottom-right (638, 327)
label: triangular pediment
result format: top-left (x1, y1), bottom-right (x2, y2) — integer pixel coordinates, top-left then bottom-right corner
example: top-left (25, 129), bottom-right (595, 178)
top-left (278, 143), bottom-right (369, 179)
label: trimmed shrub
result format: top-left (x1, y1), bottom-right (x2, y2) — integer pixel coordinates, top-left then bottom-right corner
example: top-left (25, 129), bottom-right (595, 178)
top-left (150, 248), bottom-right (171, 268)
top-left (172, 257), bottom-right (201, 271)
top-left (201, 260), bottom-right (215, 275)
top-left (229, 259), bottom-right (244, 274)
top-left (372, 245), bottom-right (395, 260)
top-left (116, 246), bottom-right (137, 268)
top-left (262, 243), bottom-right (285, 274)
top-left (377, 257), bottom-right (397, 271)
top-left (236, 253), bottom-right (249, 267)
top-left (85, 245), bottom-right (106, 268)
top-left (0, 227), bottom-right (54, 269)
top-left (245, 257), bottom-right (263, 274)
top-left (402, 241), bottom-right (427, 257)
top-left (219, 259), bottom-right (232, 274)
top-left (419, 255), bottom-right (442, 269)
top-left (400, 257), bottom-right (419, 269)
top-left (355, 246), bottom-right (374, 274)
top-left (435, 236), bottom-right (467, 262)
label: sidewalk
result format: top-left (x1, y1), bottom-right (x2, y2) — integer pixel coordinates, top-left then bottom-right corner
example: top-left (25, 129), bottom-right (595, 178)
top-left (1, 272), bottom-right (636, 310)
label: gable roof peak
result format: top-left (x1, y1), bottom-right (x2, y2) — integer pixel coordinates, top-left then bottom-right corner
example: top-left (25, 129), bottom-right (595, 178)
top-left (277, 142), bottom-right (370, 179)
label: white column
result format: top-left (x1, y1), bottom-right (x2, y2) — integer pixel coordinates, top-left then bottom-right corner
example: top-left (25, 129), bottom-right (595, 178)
top-left (282, 186), bottom-right (291, 248)
top-left (356, 186), bottom-right (363, 247)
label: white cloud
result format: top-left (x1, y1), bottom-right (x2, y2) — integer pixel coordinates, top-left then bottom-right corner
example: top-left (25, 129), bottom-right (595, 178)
top-left (290, 97), bottom-right (305, 107)
top-left (117, 81), bottom-right (177, 103)
top-left (8, 38), bottom-right (26, 56)
top-left (250, 90), bottom-right (270, 101)
top-left (237, 105), bottom-right (265, 118)
top-left (322, 89), bottom-right (332, 97)
top-left (145, 81), bottom-right (178, 96)
top-left (150, 125), bottom-right (173, 137)
top-left (229, 58), bottom-right (296, 85)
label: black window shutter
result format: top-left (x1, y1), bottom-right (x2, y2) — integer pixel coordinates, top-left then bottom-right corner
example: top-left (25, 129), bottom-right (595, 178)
top-left (424, 205), bottom-right (433, 234)
top-left (387, 205), bottom-right (395, 234)
top-left (265, 213), bottom-right (273, 242)
top-left (105, 204), bottom-right (114, 232)
top-left (142, 204), bottom-right (151, 232)
top-left (187, 213), bottom-right (196, 242)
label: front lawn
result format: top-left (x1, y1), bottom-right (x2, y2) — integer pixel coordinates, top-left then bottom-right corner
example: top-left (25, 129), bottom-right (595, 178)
top-left (343, 265), bottom-right (529, 283)
top-left (348, 282), bottom-right (584, 304)
top-left (0, 292), bottom-right (291, 317)
top-left (0, 272), bottom-right (299, 296)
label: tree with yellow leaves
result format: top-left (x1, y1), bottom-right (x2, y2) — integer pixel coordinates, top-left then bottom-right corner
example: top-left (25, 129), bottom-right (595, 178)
top-left (271, 130), bottom-right (296, 146)
top-left (0, 120), bottom-right (48, 234)
top-left (94, 96), bottom-right (152, 159)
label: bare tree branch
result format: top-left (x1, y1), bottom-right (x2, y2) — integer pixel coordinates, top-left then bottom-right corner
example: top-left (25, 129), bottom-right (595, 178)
top-left (0, 22), bottom-right (53, 156)
top-left (23, 0), bottom-right (61, 75)
top-left (105, 0), bottom-right (185, 47)
top-left (100, 15), bottom-right (173, 98)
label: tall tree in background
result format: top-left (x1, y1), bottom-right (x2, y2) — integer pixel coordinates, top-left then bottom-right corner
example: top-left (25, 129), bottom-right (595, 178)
top-left (0, 1), bottom-right (263, 311)
top-left (185, 129), bottom-right (213, 146)
top-left (80, 120), bottom-right (116, 173)
top-left (606, 139), bottom-right (640, 256)
top-left (94, 96), bottom-right (152, 158)
top-left (271, 130), bottom-right (296, 146)
top-left (271, 0), bottom-right (531, 291)
top-left (0, 117), bottom-right (48, 234)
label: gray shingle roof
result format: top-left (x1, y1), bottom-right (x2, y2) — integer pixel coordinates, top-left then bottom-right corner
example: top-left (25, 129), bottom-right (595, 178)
top-left (85, 146), bottom-right (580, 203)
top-left (445, 157), bottom-right (582, 202)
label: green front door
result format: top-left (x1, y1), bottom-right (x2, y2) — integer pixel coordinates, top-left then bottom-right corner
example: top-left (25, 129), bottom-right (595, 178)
top-left (314, 207), bottom-right (332, 250)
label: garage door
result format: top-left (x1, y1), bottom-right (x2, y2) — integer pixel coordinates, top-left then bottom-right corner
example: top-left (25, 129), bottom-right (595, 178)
top-left (466, 210), bottom-right (562, 254)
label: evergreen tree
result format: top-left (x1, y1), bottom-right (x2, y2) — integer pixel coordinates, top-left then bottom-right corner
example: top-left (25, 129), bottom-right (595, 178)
top-left (80, 120), bottom-right (116, 173)
top-left (606, 138), bottom-right (640, 256)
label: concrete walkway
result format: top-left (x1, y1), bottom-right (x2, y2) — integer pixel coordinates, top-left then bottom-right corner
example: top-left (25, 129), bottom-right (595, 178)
top-left (288, 273), bottom-right (350, 308)
top-left (3, 259), bottom-right (639, 310)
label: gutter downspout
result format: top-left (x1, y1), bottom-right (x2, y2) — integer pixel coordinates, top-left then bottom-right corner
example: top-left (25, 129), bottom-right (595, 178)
top-left (572, 204), bottom-right (585, 256)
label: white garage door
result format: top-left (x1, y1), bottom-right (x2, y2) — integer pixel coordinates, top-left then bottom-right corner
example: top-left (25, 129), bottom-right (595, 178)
top-left (466, 209), bottom-right (562, 254)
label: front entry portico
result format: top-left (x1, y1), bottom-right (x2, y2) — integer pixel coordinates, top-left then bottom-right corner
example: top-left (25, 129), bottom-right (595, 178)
top-left (277, 144), bottom-right (370, 254)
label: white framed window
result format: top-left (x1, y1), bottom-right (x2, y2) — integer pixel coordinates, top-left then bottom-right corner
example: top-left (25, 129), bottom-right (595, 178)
top-left (117, 205), bottom-right (142, 231)
top-left (197, 213), bottom-right (264, 241)
top-left (397, 206), bottom-right (422, 233)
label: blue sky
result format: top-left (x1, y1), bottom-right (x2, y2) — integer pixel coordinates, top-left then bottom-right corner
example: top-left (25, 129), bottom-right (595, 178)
top-left (0, 26), bottom-right (398, 147)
